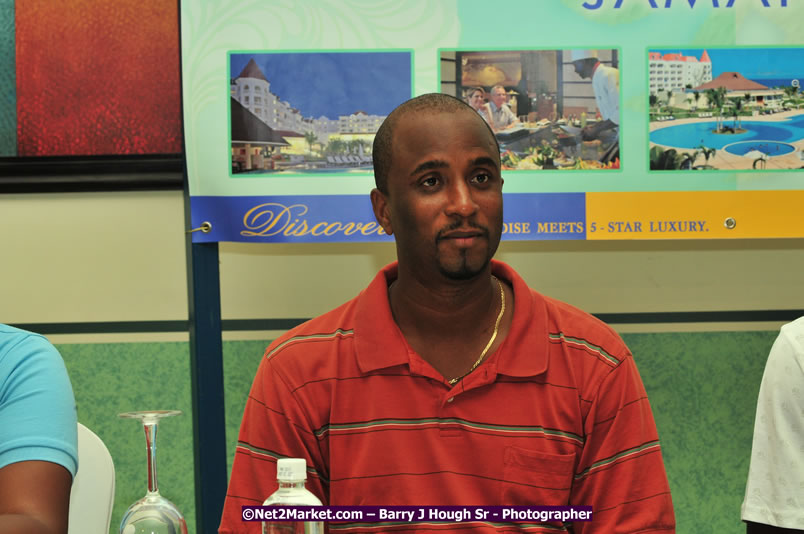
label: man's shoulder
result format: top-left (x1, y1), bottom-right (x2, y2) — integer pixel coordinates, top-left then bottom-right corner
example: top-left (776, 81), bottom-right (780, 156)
top-left (495, 262), bottom-right (630, 364)
top-left (780, 315), bottom-right (804, 343)
top-left (534, 290), bottom-right (630, 364)
top-left (0, 323), bottom-right (42, 349)
top-left (772, 315), bottom-right (804, 365)
top-left (596, 63), bottom-right (619, 81)
top-left (0, 324), bottom-right (59, 368)
top-left (261, 265), bottom-right (400, 381)
top-left (264, 294), bottom-right (362, 363)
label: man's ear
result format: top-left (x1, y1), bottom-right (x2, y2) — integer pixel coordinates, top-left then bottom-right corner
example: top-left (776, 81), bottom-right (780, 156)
top-left (370, 188), bottom-right (393, 235)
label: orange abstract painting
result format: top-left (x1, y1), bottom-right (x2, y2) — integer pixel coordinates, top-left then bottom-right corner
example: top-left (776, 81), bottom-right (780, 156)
top-left (15, 1), bottom-right (182, 156)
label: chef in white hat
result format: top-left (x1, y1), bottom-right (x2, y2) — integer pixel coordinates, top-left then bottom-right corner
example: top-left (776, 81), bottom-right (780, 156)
top-left (570, 49), bottom-right (619, 142)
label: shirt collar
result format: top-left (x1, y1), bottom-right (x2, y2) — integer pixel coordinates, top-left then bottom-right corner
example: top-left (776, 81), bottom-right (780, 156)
top-left (489, 260), bottom-right (549, 378)
top-left (353, 262), bottom-right (409, 373)
top-left (354, 260), bottom-right (548, 377)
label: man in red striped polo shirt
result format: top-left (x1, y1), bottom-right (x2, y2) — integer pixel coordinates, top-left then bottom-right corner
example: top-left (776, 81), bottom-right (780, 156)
top-left (220, 93), bottom-right (675, 533)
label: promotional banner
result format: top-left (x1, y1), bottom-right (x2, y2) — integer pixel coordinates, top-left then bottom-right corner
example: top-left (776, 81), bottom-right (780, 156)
top-left (181, 0), bottom-right (803, 243)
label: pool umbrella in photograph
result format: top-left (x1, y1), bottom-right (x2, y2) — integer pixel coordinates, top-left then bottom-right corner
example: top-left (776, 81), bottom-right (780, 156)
top-left (745, 149), bottom-right (767, 169)
top-left (744, 149), bottom-right (767, 159)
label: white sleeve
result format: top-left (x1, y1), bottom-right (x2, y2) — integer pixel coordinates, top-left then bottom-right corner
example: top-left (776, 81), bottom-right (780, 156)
top-left (601, 68), bottom-right (619, 125)
top-left (741, 318), bottom-right (804, 529)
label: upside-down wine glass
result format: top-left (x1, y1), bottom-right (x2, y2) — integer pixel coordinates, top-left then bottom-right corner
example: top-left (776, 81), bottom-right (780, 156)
top-left (119, 410), bottom-right (188, 534)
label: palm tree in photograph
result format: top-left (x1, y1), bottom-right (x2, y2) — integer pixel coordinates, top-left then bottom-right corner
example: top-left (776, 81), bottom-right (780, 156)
top-left (664, 89), bottom-right (674, 110)
top-left (347, 139), bottom-right (362, 155)
top-left (326, 138), bottom-right (346, 155)
top-left (704, 89), bottom-right (717, 126)
top-left (697, 144), bottom-right (717, 169)
top-left (783, 85), bottom-right (800, 109)
top-left (732, 98), bottom-right (744, 130)
top-left (717, 87), bottom-right (728, 131)
top-left (705, 87), bottom-right (727, 132)
top-left (304, 131), bottom-right (318, 154)
top-left (680, 150), bottom-right (699, 170)
top-left (650, 146), bottom-right (681, 170)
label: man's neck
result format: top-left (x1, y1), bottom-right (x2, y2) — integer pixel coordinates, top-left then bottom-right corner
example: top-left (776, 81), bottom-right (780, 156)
top-left (390, 268), bottom-right (498, 331)
top-left (387, 265), bottom-right (511, 381)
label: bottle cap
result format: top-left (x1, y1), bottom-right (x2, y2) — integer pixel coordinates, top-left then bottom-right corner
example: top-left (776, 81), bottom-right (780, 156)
top-left (276, 458), bottom-right (307, 481)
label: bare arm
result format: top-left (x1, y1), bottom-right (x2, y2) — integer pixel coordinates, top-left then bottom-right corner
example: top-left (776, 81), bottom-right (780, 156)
top-left (0, 460), bottom-right (72, 534)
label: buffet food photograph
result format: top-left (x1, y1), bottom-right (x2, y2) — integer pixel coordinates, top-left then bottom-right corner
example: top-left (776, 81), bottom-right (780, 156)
top-left (441, 49), bottom-right (620, 171)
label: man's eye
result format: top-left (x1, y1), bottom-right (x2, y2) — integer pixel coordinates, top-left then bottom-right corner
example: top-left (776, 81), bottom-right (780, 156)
top-left (471, 173), bottom-right (491, 184)
top-left (421, 177), bottom-right (438, 187)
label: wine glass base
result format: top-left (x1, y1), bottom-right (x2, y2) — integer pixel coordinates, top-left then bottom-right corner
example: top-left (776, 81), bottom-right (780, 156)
top-left (120, 494), bottom-right (188, 534)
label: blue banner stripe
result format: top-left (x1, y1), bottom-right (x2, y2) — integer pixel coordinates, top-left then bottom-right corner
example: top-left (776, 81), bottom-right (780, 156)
top-left (190, 193), bottom-right (586, 243)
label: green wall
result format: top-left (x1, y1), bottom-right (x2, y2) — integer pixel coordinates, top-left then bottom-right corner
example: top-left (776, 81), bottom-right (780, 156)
top-left (59, 331), bottom-right (776, 533)
top-left (623, 332), bottom-right (772, 533)
top-left (60, 342), bottom-right (197, 534)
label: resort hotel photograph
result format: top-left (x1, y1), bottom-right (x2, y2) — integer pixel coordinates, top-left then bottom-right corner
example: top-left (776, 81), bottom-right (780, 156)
top-left (649, 48), bottom-right (804, 171)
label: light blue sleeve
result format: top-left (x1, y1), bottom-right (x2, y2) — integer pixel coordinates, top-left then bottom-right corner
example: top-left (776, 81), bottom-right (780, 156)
top-left (0, 326), bottom-right (79, 477)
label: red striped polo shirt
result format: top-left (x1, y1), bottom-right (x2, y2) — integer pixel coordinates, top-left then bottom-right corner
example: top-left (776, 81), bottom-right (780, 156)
top-left (220, 260), bottom-right (675, 533)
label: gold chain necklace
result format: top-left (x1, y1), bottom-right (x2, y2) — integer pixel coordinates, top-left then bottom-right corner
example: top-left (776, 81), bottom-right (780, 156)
top-left (448, 276), bottom-right (505, 385)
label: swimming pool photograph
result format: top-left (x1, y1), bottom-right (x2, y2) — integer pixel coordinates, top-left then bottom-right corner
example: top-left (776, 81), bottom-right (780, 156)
top-left (648, 47), bottom-right (804, 171)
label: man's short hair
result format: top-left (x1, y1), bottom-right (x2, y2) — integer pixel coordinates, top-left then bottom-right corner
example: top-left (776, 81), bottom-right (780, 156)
top-left (372, 93), bottom-right (499, 194)
top-left (490, 84), bottom-right (507, 95)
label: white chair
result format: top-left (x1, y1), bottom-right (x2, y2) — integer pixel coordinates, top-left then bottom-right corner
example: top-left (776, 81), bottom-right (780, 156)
top-left (68, 423), bottom-right (116, 534)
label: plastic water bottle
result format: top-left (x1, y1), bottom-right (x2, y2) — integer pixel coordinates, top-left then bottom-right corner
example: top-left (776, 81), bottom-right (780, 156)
top-left (262, 458), bottom-right (324, 534)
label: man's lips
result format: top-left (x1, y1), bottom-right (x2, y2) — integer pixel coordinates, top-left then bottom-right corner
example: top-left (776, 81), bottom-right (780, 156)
top-left (441, 230), bottom-right (483, 239)
top-left (437, 227), bottom-right (488, 247)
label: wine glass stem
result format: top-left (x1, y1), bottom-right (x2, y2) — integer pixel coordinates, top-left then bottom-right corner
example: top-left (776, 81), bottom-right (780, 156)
top-left (144, 420), bottom-right (159, 494)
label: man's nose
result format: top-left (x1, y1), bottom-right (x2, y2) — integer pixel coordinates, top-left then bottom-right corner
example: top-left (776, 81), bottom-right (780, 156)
top-left (445, 180), bottom-right (478, 218)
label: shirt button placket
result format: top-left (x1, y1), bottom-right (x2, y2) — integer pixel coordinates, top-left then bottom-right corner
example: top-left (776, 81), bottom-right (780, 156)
top-left (439, 391), bottom-right (461, 436)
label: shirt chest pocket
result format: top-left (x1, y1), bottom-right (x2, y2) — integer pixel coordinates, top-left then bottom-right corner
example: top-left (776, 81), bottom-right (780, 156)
top-left (500, 446), bottom-right (576, 506)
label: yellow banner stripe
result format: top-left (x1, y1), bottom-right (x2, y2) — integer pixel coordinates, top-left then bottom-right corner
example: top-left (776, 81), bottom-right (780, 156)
top-left (586, 191), bottom-right (804, 240)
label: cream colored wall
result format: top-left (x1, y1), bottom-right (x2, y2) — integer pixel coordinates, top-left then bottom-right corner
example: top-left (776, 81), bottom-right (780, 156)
top-left (2, 189), bottom-right (802, 340)
top-left (220, 238), bottom-right (804, 334)
top-left (2, 191), bottom-right (187, 324)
